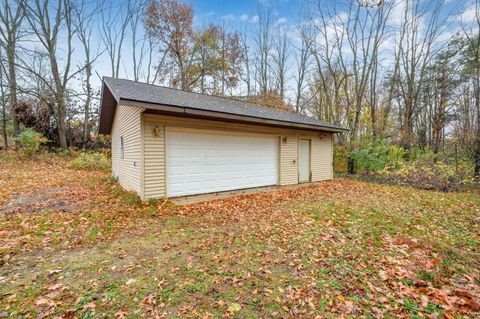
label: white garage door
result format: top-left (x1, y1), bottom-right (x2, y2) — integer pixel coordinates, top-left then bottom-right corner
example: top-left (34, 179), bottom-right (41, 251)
top-left (166, 128), bottom-right (279, 197)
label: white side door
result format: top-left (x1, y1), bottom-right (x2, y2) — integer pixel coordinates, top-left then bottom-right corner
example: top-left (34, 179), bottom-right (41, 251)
top-left (298, 139), bottom-right (311, 183)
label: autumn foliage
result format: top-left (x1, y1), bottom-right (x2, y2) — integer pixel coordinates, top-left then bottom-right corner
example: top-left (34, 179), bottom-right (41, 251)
top-left (247, 90), bottom-right (293, 112)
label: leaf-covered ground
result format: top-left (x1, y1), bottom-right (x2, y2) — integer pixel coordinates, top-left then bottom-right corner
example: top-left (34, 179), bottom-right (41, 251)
top-left (1, 152), bottom-right (479, 318)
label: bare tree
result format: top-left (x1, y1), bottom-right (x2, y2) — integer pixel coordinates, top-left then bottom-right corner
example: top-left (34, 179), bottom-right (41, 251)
top-left (459, 0), bottom-right (480, 176)
top-left (273, 25), bottom-right (289, 100)
top-left (306, 3), bottom-right (349, 129)
top-left (73, 0), bottom-right (102, 147)
top-left (22, 0), bottom-right (77, 148)
top-left (130, 1), bottom-right (149, 82)
top-left (254, 6), bottom-right (273, 96)
top-left (144, 31), bottom-right (167, 84)
top-left (100, 1), bottom-right (132, 78)
top-left (240, 27), bottom-right (252, 98)
top-left (0, 0), bottom-right (24, 143)
top-left (308, 0), bottom-right (391, 172)
top-left (294, 24), bottom-right (312, 113)
top-left (395, 0), bottom-right (443, 152)
top-left (0, 47), bottom-right (8, 148)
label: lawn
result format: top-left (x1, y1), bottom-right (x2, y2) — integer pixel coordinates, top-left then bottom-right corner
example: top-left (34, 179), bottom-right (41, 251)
top-left (0, 152), bottom-right (479, 318)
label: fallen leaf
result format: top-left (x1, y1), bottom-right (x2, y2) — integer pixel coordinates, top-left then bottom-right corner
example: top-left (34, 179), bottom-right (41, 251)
top-left (227, 303), bottom-right (241, 313)
top-left (125, 278), bottom-right (136, 286)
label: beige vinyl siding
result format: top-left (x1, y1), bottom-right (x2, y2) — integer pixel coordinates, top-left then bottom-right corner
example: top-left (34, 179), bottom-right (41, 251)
top-left (140, 113), bottom-right (334, 199)
top-left (279, 135), bottom-right (298, 185)
top-left (143, 121), bottom-right (166, 199)
top-left (111, 105), bottom-right (144, 194)
top-left (311, 133), bottom-right (333, 181)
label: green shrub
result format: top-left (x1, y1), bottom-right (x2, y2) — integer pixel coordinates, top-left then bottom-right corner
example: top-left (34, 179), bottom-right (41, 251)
top-left (345, 139), bottom-right (408, 174)
top-left (16, 129), bottom-right (47, 157)
top-left (58, 147), bottom-right (81, 159)
top-left (73, 151), bottom-right (110, 171)
top-left (385, 144), bottom-right (406, 168)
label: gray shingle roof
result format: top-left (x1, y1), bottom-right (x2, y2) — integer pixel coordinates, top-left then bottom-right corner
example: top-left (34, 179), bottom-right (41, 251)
top-left (99, 77), bottom-right (347, 134)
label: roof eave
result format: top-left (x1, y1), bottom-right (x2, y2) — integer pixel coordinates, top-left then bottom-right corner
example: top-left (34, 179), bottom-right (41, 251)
top-left (121, 98), bottom-right (348, 133)
top-left (98, 80), bottom-right (120, 135)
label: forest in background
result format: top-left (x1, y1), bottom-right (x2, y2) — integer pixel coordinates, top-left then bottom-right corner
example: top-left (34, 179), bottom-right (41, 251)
top-left (0, 0), bottom-right (479, 190)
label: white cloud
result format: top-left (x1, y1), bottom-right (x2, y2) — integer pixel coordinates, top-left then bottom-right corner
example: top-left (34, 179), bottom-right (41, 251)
top-left (195, 11), bottom-right (215, 21)
top-left (454, 1), bottom-right (479, 23)
top-left (221, 14), bottom-right (236, 21)
top-left (389, 0), bottom-right (407, 26)
top-left (218, 13), bottom-right (261, 24)
top-left (275, 17), bottom-right (288, 25)
top-left (436, 30), bottom-right (455, 44)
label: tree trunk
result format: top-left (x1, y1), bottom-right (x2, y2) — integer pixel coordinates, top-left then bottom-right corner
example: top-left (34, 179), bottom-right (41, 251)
top-left (474, 62), bottom-right (480, 178)
top-left (82, 63), bottom-right (91, 147)
top-left (348, 157), bottom-right (355, 175)
top-left (371, 107), bottom-right (376, 139)
top-left (56, 93), bottom-right (68, 148)
top-left (475, 136), bottom-right (480, 177)
top-left (348, 113), bottom-right (359, 175)
top-left (433, 61), bottom-right (447, 156)
top-left (0, 48), bottom-right (8, 149)
top-left (1, 96), bottom-right (7, 149)
top-left (475, 106), bottom-right (480, 176)
top-left (7, 42), bottom-right (19, 146)
top-left (48, 47), bottom-right (68, 148)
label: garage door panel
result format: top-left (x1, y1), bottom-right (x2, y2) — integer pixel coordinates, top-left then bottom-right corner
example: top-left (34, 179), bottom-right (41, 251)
top-left (166, 130), bottom-right (279, 197)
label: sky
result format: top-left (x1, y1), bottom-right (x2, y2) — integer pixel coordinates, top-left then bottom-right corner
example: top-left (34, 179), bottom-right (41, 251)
top-left (20, 0), bottom-right (480, 109)
top-left (190, 0), bottom-right (472, 29)
top-left (192, 0), bottom-right (302, 27)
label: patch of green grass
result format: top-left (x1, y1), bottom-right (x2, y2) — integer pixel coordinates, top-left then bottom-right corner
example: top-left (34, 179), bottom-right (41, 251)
top-left (77, 311), bottom-right (95, 319)
top-left (416, 270), bottom-right (435, 282)
top-left (141, 207), bottom-right (158, 217)
top-left (109, 187), bottom-right (123, 197)
top-left (425, 302), bottom-right (443, 314)
top-left (318, 296), bottom-right (330, 311)
top-left (123, 193), bottom-right (141, 206)
top-left (159, 285), bottom-right (183, 304)
top-left (108, 176), bottom-right (118, 184)
top-left (403, 298), bottom-right (418, 313)
top-left (88, 227), bottom-right (100, 240)
top-left (76, 291), bottom-right (93, 309)
top-left (108, 185), bottom-right (142, 206)
top-left (399, 278), bottom-right (415, 286)
top-left (104, 284), bottom-right (121, 301)
top-left (164, 216), bottom-right (181, 226)
top-left (327, 279), bottom-right (343, 290)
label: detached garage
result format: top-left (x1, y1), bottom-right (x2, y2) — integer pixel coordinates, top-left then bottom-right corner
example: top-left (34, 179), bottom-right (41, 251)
top-left (98, 77), bottom-right (347, 200)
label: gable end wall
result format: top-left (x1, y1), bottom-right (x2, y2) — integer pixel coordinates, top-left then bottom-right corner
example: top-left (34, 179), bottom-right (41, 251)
top-left (111, 105), bottom-right (144, 195)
